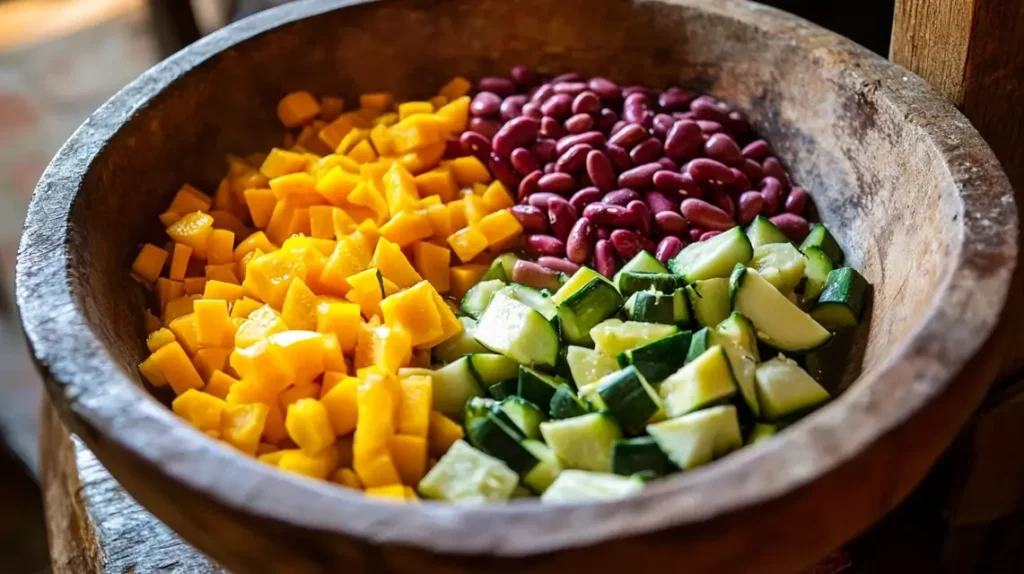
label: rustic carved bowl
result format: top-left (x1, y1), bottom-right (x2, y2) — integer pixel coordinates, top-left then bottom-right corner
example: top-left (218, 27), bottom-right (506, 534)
top-left (16, 0), bottom-right (1018, 572)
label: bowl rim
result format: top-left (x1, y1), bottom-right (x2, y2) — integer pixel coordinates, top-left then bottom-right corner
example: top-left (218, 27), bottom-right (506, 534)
top-left (16, 0), bottom-right (1018, 557)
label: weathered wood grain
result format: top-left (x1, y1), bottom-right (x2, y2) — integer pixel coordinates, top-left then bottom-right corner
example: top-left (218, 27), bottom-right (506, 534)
top-left (16, 0), bottom-right (1017, 572)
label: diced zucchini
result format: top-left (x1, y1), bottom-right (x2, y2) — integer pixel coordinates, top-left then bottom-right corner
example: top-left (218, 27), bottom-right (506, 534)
top-left (590, 319), bottom-right (679, 357)
top-left (613, 250), bottom-right (668, 286)
top-left (586, 366), bottom-right (662, 435)
top-left (658, 345), bottom-right (737, 417)
top-left (461, 279), bottom-right (506, 318)
top-left (745, 215), bottom-right (789, 248)
top-left (615, 272), bottom-right (679, 297)
top-left (686, 327), bottom-right (711, 363)
top-left (730, 265), bottom-right (832, 352)
top-left (623, 289), bottom-right (691, 326)
top-left (432, 316), bottom-right (487, 363)
top-left (685, 278), bottom-right (731, 328)
top-left (468, 353), bottom-right (520, 388)
top-left (463, 397), bottom-right (504, 441)
top-left (647, 405), bottom-right (742, 470)
top-left (750, 242), bottom-right (806, 293)
top-left (811, 267), bottom-right (870, 329)
top-left (552, 267), bottom-right (624, 344)
top-left (755, 355), bottom-right (830, 420)
top-left (566, 345), bottom-right (620, 388)
top-left (417, 440), bottom-right (519, 503)
top-left (498, 396), bottom-right (547, 440)
top-left (708, 313), bottom-right (761, 416)
top-left (800, 223), bottom-right (844, 265)
top-left (510, 485), bottom-right (533, 498)
top-left (475, 292), bottom-right (559, 367)
top-left (800, 246), bottom-right (834, 306)
top-left (467, 413), bottom-right (539, 476)
top-left (617, 330), bottom-right (693, 383)
top-left (500, 284), bottom-right (557, 322)
top-left (549, 384), bottom-right (590, 419)
top-left (480, 258), bottom-right (509, 282)
top-left (540, 413), bottom-right (622, 472)
top-left (517, 366), bottom-right (565, 410)
top-left (521, 439), bottom-right (562, 493)
top-left (540, 470), bottom-right (644, 503)
top-left (746, 423), bottom-right (778, 445)
top-left (431, 357), bottom-right (484, 420)
top-left (487, 379), bottom-right (519, 400)
top-left (497, 253), bottom-right (522, 279)
top-left (612, 436), bottom-right (672, 478)
top-left (669, 226), bottom-right (753, 282)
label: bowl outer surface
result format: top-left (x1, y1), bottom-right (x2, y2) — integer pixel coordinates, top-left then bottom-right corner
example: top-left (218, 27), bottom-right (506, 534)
top-left (15, 0), bottom-right (1017, 570)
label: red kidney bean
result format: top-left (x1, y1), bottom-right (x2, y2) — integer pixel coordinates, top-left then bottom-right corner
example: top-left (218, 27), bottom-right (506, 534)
top-left (523, 234), bottom-right (567, 258)
top-left (711, 188), bottom-right (735, 218)
top-left (596, 227), bottom-right (612, 240)
top-left (626, 200), bottom-right (652, 237)
top-left (572, 91), bottom-right (601, 115)
top-left (697, 120), bottom-right (723, 134)
top-left (566, 217), bottom-right (595, 264)
top-left (479, 77), bottom-right (516, 97)
top-left (555, 82), bottom-right (587, 96)
top-left (770, 213), bottom-right (810, 241)
top-left (727, 110), bottom-right (750, 135)
top-left (644, 190), bottom-right (677, 214)
top-left (556, 131), bottom-right (606, 155)
top-left (518, 170), bottom-right (543, 202)
top-left (540, 116), bottom-right (566, 139)
top-left (739, 158), bottom-right (764, 185)
top-left (688, 228), bottom-right (704, 242)
top-left (674, 111), bottom-right (696, 120)
top-left (785, 187), bottom-right (808, 214)
top-left (460, 131), bottom-right (492, 160)
top-left (652, 113), bottom-right (675, 138)
top-left (603, 189), bottom-right (640, 206)
top-left (761, 176), bottom-right (783, 215)
top-left (537, 256), bottom-right (580, 275)
top-left (541, 93), bottom-right (573, 120)
top-left (569, 187), bottom-right (602, 212)
top-left (699, 230), bottom-right (723, 242)
top-left (655, 211), bottom-right (688, 236)
top-left (624, 90), bottom-right (651, 108)
top-left (604, 143), bottom-right (632, 172)
top-left (690, 99), bottom-right (730, 124)
top-left (610, 229), bottom-right (644, 261)
top-left (500, 95), bottom-right (528, 121)
top-left (538, 172), bottom-right (574, 194)
top-left (511, 65), bottom-right (538, 87)
top-left (705, 133), bottom-right (744, 165)
top-left (730, 168), bottom-right (751, 193)
top-left (471, 92), bottom-right (502, 117)
top-left (555, 143), bottom-right (592, 174)
top-left (565, 113), bottom-right (595, 134)
top-left (742, 139), bottom-right (770, 160)
top-left (618, 162), bottom-right (662, 189)
top-left (596, 109), bottom-right (619, 133)
top-left (531, 83), bottom-right (554, 103)
top-left (594, 239), bottom-right (618, 278)
top-left (510, 147), bottom-right (539, 176)
top-left (543, 162), bottom-right (556, 174)
top-left (526, 192), bottom-right (562, 209)
top-left (652, 170), bottom-right (685, 194)
top-left (583, 202), bottom-right (630, 227)
top-left (737, 191), bottom-right (764, 225)
top-left (630, 137), bottom-right (663, 165)
top-left (512, 260), bottom-right (562, 291)
top-left (547, 197), bottom-right (578, 242)
top-left (443, 138), bottom-right (465, 159)
top-left (640, 236), bottom-right (657, 254)
top-left (585, 150), bottom-right (616, 192)
top-left (608, 123), bottom-right (648, 149)
top-left (470, 117), bottom-right (501, 139)
top-left (521, 101), bottom-right (543, 119)
top-left (488, 155), bottom-right (522, 190)
top-left (552, 72), bottom-right (583, 84)
top-left (510, 204), bottom-right (549, 233)
top-left (657, 157), bottom-right (679, 171)
top-left (610, 120), bottom-right (627, 136)
top-left (588, 77), bottom-right (622, 100)
top-left (664, 120), bottom-right (703, 161)
top-left (681, 198), bottom-right (735, 231)
top-left (492, 116), bottom-right (540, 158)
top-left (659, 88), bottom-right (695, 112)
top-left (687, 158), bottom-right (737, 184)
top-left (532, 139), bottom-right (557, 163)
top-left (656, 236), bottom-right (685, 263)
top-left (762, 157), bottom-right (790, 188)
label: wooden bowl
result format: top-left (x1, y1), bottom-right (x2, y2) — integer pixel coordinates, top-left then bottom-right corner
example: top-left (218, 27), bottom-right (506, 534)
top-left (17, 0), bottom-right (1018, 572)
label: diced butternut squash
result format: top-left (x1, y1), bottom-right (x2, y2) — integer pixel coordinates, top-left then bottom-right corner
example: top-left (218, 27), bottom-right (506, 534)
top-left (371, 238), bottom-right (422, 289)
top-left (167, 212), bottom-right (216, 260)
top-left (150, 342), bottom-right (204, 395)
top-left (277, 91), bottom-right (321, 128)
top-left (380, 281), bottom-right (443, 347)
top-left (347, 181), bottom-right (389, 224)
top-left (396, 142), bottom-right (445, 175)
top-left (319, 234), bottom-right (372, 294)
top-left (447, 199), bottom-right (467, 231)
top-left (435, 96), bottom-right (470, 134)
top-left (168, 313), bottom-right (200, 356)
top-left (308, 205), bottom-right (335, 239)
top-left (281, 278), bottom-right (319, 330)
top-left (476, 209), bottom-right (523, 246)
top-left (360, 92), bottom-right (393, 111)
top-left (222, 403), bottom-right (269, 455)
top-left (379, 210), bottom-right (432, 247)
top-left (439, 77), bottom-right (471, 101)
top-left (353, 374), bottom-right (395, 459)
top-left (285, 398), bottom-right (336, 454)
top-left (398, 101), bottom-right (433, 119)
top-left (279, 383), bottom-right (321, 410)
top-left (279, 447), bottom-right (339, 480)
top-left (321, 375), bottom-right (359, 436)
top-left (316, 300), bottom-right (361, 352)
top-left (193, 348), bottom-right (230, 382)
top-left (204, 263), bottom-right (239, 285)
top-left (132, 244), bottom-right (169, 282)
top-left (267, 330), bottom-right (326, 384)
top-left (321, 333), bottom-right (347, 373)
top-left (260, 148), bottom-right (309, 179)
top-left (446, 156), bottom-right (490, 187)
top-left (205, 369), bottom-right (239, 399)
top-left (144, 309), bottom-right (162, 334)
top-left (481, 181), bottom-right (514, 211)
top-left (233, 231), bottom-right (277, 261)
top-left (229, 340), bottom-right (295, 394)
top-left (331, 467), bottom-right (363, 489)
top-left (243, 250), bottom-right (309, 309)
top-left (146, 328), bottom-right (177, 352)
top-left (315, 166), bottom-right (362, 206)
top-left (354, 324), bottom-right (412, 374)
top-left (449, 264), bottom-right (488, 299)
top-left (138, 354), bottom-right (167, 387)
top-left (204, 280), bottom-right (245, 301)
top-left (422, 203), bottom-right (452, 240)
top-left (447, 226), bottom-right (489, 263)
top-left (345, 268), bottom-right (385, 319)
top-left (388, 434), bottom-right (427, 485)
top-left (169, 243), bottom-right (192, 280)
top-left (235, 305), bottom-right (288, 348)
top-left (427, 411), bottom-right (465, 458)
top-left (355, 453), bottom-right (402, 488)
top-left (396, 375), bottom-right (431, 438)
top-left (183, 277), bottom-right (207, 295)
top-left (413, 166), bottom-right (458, 203)
top-left (168, 184), bottom-right (213, 214)
top-left (412, 242), bottom-right (450, 294)
top-left (320, 371), bottom-right (346, 398)
top-left (369, 123), bottom-right (393, 156)
top-left (332, 207), bottom-right (357, 237)
top-left (417, 285), bottom-right (463, 348)
top-left (157, 278), bottom-right (185, 311)
top-left (172, 389), bottom-right (226, 431)
top-left (381, 163), bottom-right (419, 216)
top-left (230, 296), bottom-right (263, 319)
top-left (320, 96), bottom-right (344, 122)
top-left (347, 139), bottom-right (377, 164)
top-left (194, 299), bottom-right (235, 349)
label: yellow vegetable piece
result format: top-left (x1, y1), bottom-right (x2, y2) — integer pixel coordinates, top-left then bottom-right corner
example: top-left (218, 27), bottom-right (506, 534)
top-left (319, 96), bottom-right (344, 122)
top-left (439, 77), bottom-right (471, 101)
top-left (308, 205), bottom-right (335, 239)
top-left (347, 139), bottom-right (377, 164)
top-left (371, 238), bottom-right (422, 289)
top-left (281, 278), bottom-right (319, 330)
top-left (157, 278), bottom-right (185, 312)
top-left (449, 264), bottom-right (488, 299)
top-left (138, 354), bottom-right (167, 387)
top-left (369, 123), bottom-right (393, 156)
top-left (220, 403), bottom-right (269, 456)
top-left (183, 276), bottom-right (207, 296)
top-left (390, 114), bottom-right (444, 155)
top-left (336, 127), bottom-right (370, 155)
top-left (429, 94), bottom-right (447, 110)
top-left (279, 447), bottom-right (339, 480)
top-left (319, 234), bottom-right (373, 294)
top-left (209, 210), bottom-right (248, 239)
top-left (331, 467), bottom-right (363, 489)
top-left (345, 268), bottom-right (385, 319)
top-left (398, 101), bottom-right (433, 119)
top-left (167, 183), bottom-right (212, 214)
top-left (316, 300), bottom-right (361, 352)
top-left (204, 263), bottom-right (239, 285)
top-left (332, 207), bottom-right (358, 237)
top-left (243, 249), bottom-right (309, 309)
top-left (422, 203), bottom-right (452, 240)
top-left (267, 330), bottom-right (327, 385)
top-left (150, 342), bottom-right (204, 395)
top-left (413, 166), bottom-right (458, 203)
top-left (355, 452), bottom-right (402, 489)
top-left (321, 375), bottom-right (359, 436)
top-left (360, 92), bottom-right (393, 111)
top-left (159, 212), bottom-right (182, 227)
top-left (434, 95), bottom-right (470, 134)
top-left (172, 389), bottom-right (226, 433)
top-left (379, 210), bottom-right (432, 247)
top-left (380, 281), bottom-right (443, 347)
top-left (279, 383), bottom-right (322, 410)
top-left (446, 156), bottom-right (490, 187)
top-left (277, 91), bottom-right (321, 128)
top-left (204, 280), bottom-right (245, 302)
top-left (164, 294), bottom-right (199, 325)
top-left (318, 111), bottom-right (365, 150)
top-left (396, 375), bottom-right (431, 438)
top-left (269, 172), bottom-right (322, 207)
top-left (229, 340), bottom-right (295, 395)
top-left (447, 199), bottom-right (467, 231)
top-left (388, 434), bottom-right (428, 485)
top-left (427, 411), bottom-right (465, 458)
top-left (365, 484), bottom-right (407, 501)
top-left (320, 371), bottom-right (346, 398)
top-left (463, 194), bottom-right (488, 226)
top-left (354, 324), bottom-right (412, 375)
top-left (193, 347), bottom-right (230, 382)
top-left (447, 226), bottom-right (489, 263)
top-left (233, 231), bottom-right (277, 261)
top-left (168, 313), bottom-right (200, 356)
top-left (417, 285), bottom-right (463, 349)
top-left (194, 299), bottom-right (235, 349)
top-left (381, 163), bottom-right (419, 216)
top-left (133, 244), bottom-right (169, 284)
top-left (481, 181), bottom-right (514, 212)
top-left (235, 304), bottom-right (289, 348)
top-left (348, 182), bottom-right (390, 226)
top-left (205, 369), bottom-right (239, 399)
top-left (322, 332), bottom-right (347, 374)
top-left (285, 398), bottom-right (336, 454)
top-left (314, 166), bottom-right (361, 207)
top-left (476, 209), bottom-right (523, 247)
top-left (230, 296), bottom-right (263, 319)
top-left (146, 328), bottom-right (177, 353)
top-left (168, 244), bottom-right (192, 281)
top-left (259, 149), bottom-right (308, 181)
top-left (412, 242), bottom-right (451, 294)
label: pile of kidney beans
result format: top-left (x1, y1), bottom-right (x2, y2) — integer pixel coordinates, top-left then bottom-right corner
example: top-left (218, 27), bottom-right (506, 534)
top-left (451, 66), bottom-right (812, 286)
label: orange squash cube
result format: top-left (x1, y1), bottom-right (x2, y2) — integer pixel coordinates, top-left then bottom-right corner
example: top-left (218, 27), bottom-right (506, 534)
top-left (396, 142), bottom-right (446, 175)
top-left (167, 211), bottom-right (216, 260)
top-left (388, 434), bottom-right (428, 485)
top-left (277, 90), bottom-right (321, 128)
top-left (446, 156), bottom-right (490, 187)
top-left (267, 330), bottom-right (327, 384)
top-left (413, 166), bottom-right (458, 203)
top-left (168, 313), bottom-right (200, 356)
top-left (169, 243), bottom-right (192, 281)
top-left (183, 277), bottom-right (207, 296)
top-left (381, 163), bottom-right (419, 216)
top-left (347, 139), bottom-right (377, 164)
top-left (150, 342), bottom-right (204, 395)
top-left (172, 389), bottom-right (226, 432)
top-left (279, 383), bottom-right (322, 410)
top-left (132, 244), bottom-right (169, 283)
top-left (233, 231), bottom-right (277, 261)
top-left (279, 447), bottom-right (339, 480)
top-left (193, 347), bottom-right (230, 382)
top-left (320, 371), bottom-right (346, 398)
top-left (481, 181), bottom-right (515, 211)
top-left (447, 226), bottom-right (489, 263)
top-left (447, 199), bottom-right (467, 231)
top-left (146, 327), bottom-right (177, 353)
top-left (476, 209), bottom-right (523, 247)
top-left (205, 369), bottom-right (239, 399)
top-left (205, 229), bottom-right (236, 265)
top-left (422, 204), bottom-right (452, 240)
top-left (321, 375), bottom-right (359, 436)
top-left (203, 280), bottom-right (245, 302)
top-left (360, 92), bottom-right (393, 111)
top-left (194, 299), bottom-right (235, 349)
top-left (380, 281), bottom-right (443, 347)
top-left (281, 278), bottom-right (319, 330)
top-left (321, 333), bottom-right (347, 373)
top-left (463, 195), bottom-right (488, 226)
top-left (138, 355), bottom-right (167, 387)
top-left (230, 296), bottom-right (263, 319)
top-left (354, 324), bottom-right (412, 375)
top-left (319, 234), bottom-right (372, 294)
top-left (229, 340), bottom-right (295, 394)
top-left (396, 375), bottom-right (432, 438)
top-left (319, 96), bottom-right (344, 122)
top-left (243, 250), bottom-right (310, 309)
top-left (427, 411), bottom-right (465, 458)
top-left (417, 285), bottom-right (463, 349)
top-left (439, 78), bottom-right (471, 101)
top-left (347, 181), bottom-right (390, 224)
top-left (235, 305), bottom-right (288, 348)
top-left (448, 264), bottom-right (488, 299)
top-left (209, 210), bottom-right (248, 239)
top-left (164, 294), bottom-right (199, 325)
top-left (435, 96), bottom-right (470, 134)
top-left (344, 268), bottom-right (385, 319)
top-left (167, 183), bottom-right (213, 214)
top-left (308, 205), bottom-right (335, 239)
top-left (331, 467), bottom-right (363, 489)
top-left (398, 101), bottom-right (434, 120)
top-left (315, 300), bottom-right (361, 352)
top-left (259, 148), bottom-right (309, 179)
top-left (379, 210), bottom-right (432, 247)
top-left (269, 172), bottom-right (322, 207)
top-left (157, 278), bottom-right (185, 311)
top-left (222, 402), bottom-right (269, 455)
top-left (336, 127), bottom-right (370, 155)
top-left (314, 166), bottom-right (361, 206)
top-left (285, 398), bottom-right (336, 454)
top-left (369, 123), bottom-right (394, 156)
top-left (390, 114), bottom-right (443, 154)
top-left (355, 453), bottom-right (402, 488)
top-left (371, 238), bottom-right (422, 289)
top-left (204, 263), bottom-right (239, 285)
top-left (412, 242), bottom-right (451, 294)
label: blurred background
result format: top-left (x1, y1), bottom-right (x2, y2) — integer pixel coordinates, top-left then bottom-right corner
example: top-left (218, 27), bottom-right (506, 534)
top-left (0, 0), bottom-right (894, 571)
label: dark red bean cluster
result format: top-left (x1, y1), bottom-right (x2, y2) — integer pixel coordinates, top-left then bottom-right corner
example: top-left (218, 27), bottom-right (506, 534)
top-left (455, 66), bottom-right (813, 283)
